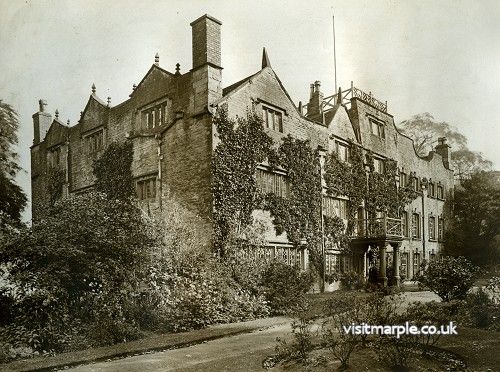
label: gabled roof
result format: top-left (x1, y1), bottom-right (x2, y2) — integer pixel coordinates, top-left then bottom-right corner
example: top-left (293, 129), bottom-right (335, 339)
top-left (44, 119), bottom-right (68, 147)
top-left (220, 67), bottom-right (302, 114)
top-left (129, 64), bottom-right (175, 98)
top-left (222, 72), bottom-right (259, 96)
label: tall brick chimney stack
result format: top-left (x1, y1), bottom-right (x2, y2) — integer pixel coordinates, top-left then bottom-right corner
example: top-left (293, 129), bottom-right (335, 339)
top-left (307, 80), bottom-right (324, 121)
top-left (32, 99), bottom-right (52, 145)
top-left (435, 137), bottom-right (451, 170)
top-left (190, 14), bottom-right (223, 113)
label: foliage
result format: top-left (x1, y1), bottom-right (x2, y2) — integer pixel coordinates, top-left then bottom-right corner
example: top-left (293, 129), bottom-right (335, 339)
top-left (93, 141), bottom-right (134, 200)
top-left (212, 106), bottom-right (325, 283)
top-left (451, 149), bottom-right (493, 181)
top-left (403, 301), bottom-right (455, 348)
top-left (324, 141), bottom-right (366, 234)
top-left (260, 261), bottom-right (313, 315)
top-left (461, 288), bottom-right (499, 330)
top-left (445, 171), bottom-right (500, 266)
top-left (0, 193), bottom-right (154, 352)
top-left (416, 256), bottom-right (479, 301)
top-left (212, 106), bottom-right (274, 256)
top-left (264, 136), bottom-right (323, 276)
top-left (46, 167), bottom-right (65, 205)
top-left (338, 270), bottom-right (364, 290)
top-left (0, 100), bottom-right (27, 227)
top-left (275, 317), bottom-right (315, 365)
top-left (397, 112), bottom-right (492, 180)
top-left (372, 336), bottom-right (416, 372)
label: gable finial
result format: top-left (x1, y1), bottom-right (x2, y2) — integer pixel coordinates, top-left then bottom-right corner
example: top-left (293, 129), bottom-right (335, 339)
top-left (67, 119), bottom-right (70, 126)
top-left (107, 97), bottom-right (111, 106)
top-left (132, 84), bottom-right (137, 91)
top-left (175, 63), bottom-right (181, 75)
top-left (262, 47), bottom-right (271, 69)
top-left (55, 109), bottom-right (59, 119)
top-left (155, 52), bottom-right (159, 65)
top-left (336, 87), bottom-right (342, 105)
top-left (91, 83), bottom-right (96, 94)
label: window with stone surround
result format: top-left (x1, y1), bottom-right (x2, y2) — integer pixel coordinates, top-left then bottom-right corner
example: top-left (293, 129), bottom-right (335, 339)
top-left (428, 216), bottom-right (436, 241)
top-left (412, 213), bottom-right (420, 239)
top-left (323, 196), bottom-right (349, 220)
top-left (400, 171), bottom-right (408, 187)
top-left (401, 252), bottom-right (409, 278)
top-left (325, 253), bottom-right (352, 274)
top-left (142, 101), bottom-right (168, 130)
top-left (262, 106), bottom-right (283, 133)
top-left (413, 252), bottom-right (421, 276)
top-left (401, 210), bottom-right (409, 237)
top-left (48, 146), bottom-right (62, 168)
top-left (373, 158), bottom-right (385, 173)
top-left (438, 217), bottom-right (444, 241)
top-left (369, 118), bottom-right (385, 138)
top-left (136, 177), bottom-right (156, 200)
top-left (256, 168), bottom-right (289, 197)
top-left (428, 182), bottom-right (436, 198)
top-left (336, 141), bottom-right (349, 162)
top-left (437, 184), bottom-right (444, 200)
top-left (84, 129), bottom-right (104, 154)
top-left (240, 244), bottom-right (305, 270)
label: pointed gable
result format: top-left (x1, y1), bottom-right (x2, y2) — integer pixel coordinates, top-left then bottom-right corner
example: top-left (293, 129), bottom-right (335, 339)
top-left (44, 119), bottom-right (68, 148)
top-left (79, 94), bottom-right (109, 134)
top-left (129, 64), bottom-right (175, 101)
top-left (325, 105), bottom-right (359, 143)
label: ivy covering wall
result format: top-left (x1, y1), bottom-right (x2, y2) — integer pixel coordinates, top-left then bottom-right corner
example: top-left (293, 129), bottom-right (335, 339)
top-left (212, 106), bottom-right (419, 276)
top-left (93, 141), bottom-right (134, 201)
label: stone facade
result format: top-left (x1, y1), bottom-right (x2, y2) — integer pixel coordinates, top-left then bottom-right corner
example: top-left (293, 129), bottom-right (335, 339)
top-left (30, 14), bottom-right (454, 288)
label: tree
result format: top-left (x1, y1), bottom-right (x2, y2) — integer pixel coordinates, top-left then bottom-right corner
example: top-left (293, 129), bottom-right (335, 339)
top-left (0, 100), bottom-right (27, 228)
top-left (398, 113), bottom-right (492, 180)
top-left (445, 171), bottom-right (500, 266)
top-left (0, 193), bottom-right (155, 306)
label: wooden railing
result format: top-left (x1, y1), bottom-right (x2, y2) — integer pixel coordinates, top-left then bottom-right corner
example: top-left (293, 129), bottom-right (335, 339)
top-left (302, 81), bottom-right (388, 116)
top-left (352, 217), bottom-right (403, 239)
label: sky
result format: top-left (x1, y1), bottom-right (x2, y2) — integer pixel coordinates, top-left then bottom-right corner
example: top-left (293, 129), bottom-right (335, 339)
top-left (1, 0), bottom-right (499, 221)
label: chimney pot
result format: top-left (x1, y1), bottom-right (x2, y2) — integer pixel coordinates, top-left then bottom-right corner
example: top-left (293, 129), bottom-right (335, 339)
top-left (38, 99), bottom-right (47, 112)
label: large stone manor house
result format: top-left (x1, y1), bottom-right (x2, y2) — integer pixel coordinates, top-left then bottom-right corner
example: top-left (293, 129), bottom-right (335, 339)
top-left (30, 14), bottom-right (454, 288)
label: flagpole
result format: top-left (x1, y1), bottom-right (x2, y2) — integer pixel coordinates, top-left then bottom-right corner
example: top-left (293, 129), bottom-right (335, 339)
top-left (333, 14), bottom-right (337, 92)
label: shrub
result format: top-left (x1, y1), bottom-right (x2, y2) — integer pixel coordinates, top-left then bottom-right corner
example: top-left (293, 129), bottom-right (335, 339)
top-left (260, 261), bottom-right (314, 315)
top-left (275, 317), bottom-right (314, 365)
top-left (373, 336), bottom-right (416, 372)
top-left (339, 271), bottom-right (364, 290)
top-left (403, 301), bottom-right (456, 349)
top-left (462, 288), bottom-right (497, 329)
top-left (416, 256), bottom-right (479, 301)
top-left (321, 322), bottom-right (358, 370)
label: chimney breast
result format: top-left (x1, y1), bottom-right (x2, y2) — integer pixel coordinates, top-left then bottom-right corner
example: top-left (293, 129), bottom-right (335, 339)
top-left (190, 14), bottom-right (222, 70)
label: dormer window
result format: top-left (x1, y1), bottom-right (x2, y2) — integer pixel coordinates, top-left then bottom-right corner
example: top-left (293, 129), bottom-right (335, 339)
top-left (262, 106), bottom-right (283, 133)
